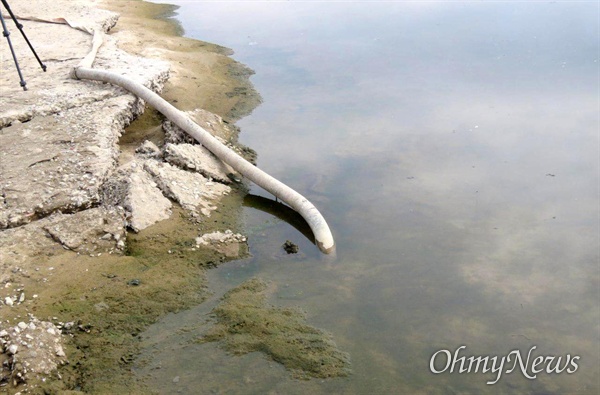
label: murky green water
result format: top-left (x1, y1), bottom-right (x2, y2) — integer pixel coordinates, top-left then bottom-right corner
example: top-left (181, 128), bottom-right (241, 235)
top-left (138, 1), bottom-right (599, 393)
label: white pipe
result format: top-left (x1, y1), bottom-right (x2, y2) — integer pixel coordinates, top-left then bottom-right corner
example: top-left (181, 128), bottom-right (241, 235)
top-left (73, 67), bottom-right (335, 254)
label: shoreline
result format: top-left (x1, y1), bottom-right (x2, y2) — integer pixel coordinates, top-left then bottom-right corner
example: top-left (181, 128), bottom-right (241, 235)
top-left (98, 0), bottom-right (262, 122)
top-left (1, 0), bottom-right (261, 392)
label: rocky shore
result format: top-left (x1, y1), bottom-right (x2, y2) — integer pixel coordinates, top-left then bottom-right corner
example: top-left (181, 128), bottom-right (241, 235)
top-left (1, 1), bottom-right (349, 393)
top-left (1, 0), bottom-right (260, 392)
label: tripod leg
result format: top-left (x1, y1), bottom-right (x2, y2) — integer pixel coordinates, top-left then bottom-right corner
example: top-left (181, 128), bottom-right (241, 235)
top-left (1, 0), bottom-right (46, 72)
top-left (0, 8), bottom-right (26, 90)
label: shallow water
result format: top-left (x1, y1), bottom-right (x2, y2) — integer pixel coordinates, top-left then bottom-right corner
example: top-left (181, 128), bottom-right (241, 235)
top-left (139, 1), bottom-right (599, 393)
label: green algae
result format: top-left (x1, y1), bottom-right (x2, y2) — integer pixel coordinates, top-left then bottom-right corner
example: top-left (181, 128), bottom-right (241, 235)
top-left (198, 278), bottom-right (352, 379)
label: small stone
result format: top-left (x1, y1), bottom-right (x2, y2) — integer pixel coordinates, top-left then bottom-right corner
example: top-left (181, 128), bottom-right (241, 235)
top-left (227, 173), bottom-right (242, 183)
top-left (136, 140), bottom-right (160, 156)
top-left (8, 344), bottom-right (18, 355)
top-left (55, 346), bottom-right (66, 358)
top-left (282, 240), bottom-right (299, 254)
top-left (17, 322), bottom-right (27, 330)
top-left (127, 279), bottom-right (141, 286)
top-left (4, 297), bottom-right (14, 306)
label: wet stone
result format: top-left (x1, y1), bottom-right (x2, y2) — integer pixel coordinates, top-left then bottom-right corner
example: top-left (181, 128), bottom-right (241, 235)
top-left (195, 230), bottom-right (248, 259)
top-left (282, 240), bottom-right (299, 254)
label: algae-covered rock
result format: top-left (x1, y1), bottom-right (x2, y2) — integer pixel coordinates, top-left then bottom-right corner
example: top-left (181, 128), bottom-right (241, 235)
top-left (199, 278), bottom-right (351, 379)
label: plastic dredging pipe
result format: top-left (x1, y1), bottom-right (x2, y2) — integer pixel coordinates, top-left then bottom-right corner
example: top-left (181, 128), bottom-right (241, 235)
top-left (73, 67), bottom-right (335, 254)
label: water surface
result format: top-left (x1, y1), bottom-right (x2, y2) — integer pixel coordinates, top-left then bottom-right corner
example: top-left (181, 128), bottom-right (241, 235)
top-left (139, 1), bottom-right (599, 393)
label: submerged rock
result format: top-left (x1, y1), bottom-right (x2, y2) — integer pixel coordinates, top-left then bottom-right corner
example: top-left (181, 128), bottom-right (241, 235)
top-left (195, 230), bottom-right (247, 259)
top-left (282, 240), bottom-right (299, 254)
top-left (199, 278), bottom-right (351, 379)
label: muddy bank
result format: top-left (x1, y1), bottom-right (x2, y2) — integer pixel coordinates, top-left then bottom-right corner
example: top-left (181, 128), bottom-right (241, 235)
top-left (0, 0), bottom-right (259, 393)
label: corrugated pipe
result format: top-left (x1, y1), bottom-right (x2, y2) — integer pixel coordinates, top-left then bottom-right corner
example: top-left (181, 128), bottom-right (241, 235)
top-left (73, 67), bottom-right (335, 254)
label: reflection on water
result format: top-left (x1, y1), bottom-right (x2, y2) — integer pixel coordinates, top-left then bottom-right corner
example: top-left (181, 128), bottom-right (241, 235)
top-left (138, 1), bottom-right (599, 393)
top-left (243, 194), bottom-right (315, 244)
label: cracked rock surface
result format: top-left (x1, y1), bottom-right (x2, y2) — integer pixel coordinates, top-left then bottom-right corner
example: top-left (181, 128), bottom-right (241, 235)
top-left (101, 162), bottom-right (173, 232)
top-left (164, 143), bottom-right (238, 185)
top-left (144, 160), bottom-right (231, 217)
top-left (1, 0), bottom-right (170, 231)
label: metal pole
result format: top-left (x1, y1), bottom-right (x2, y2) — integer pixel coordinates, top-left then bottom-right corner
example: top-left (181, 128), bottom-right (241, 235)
top-left (0, 7), bottom-right (26, 90)
top-left (1, 0), bottom-right (46, 72)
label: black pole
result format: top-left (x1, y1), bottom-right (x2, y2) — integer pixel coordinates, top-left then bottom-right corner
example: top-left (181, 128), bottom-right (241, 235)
top-left (1, 0), bottom-right (46, 72)
top-left (0, 7), bottom-right (26, 90)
